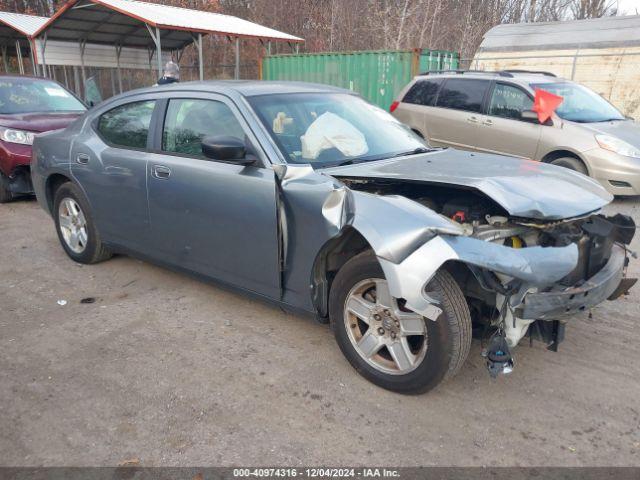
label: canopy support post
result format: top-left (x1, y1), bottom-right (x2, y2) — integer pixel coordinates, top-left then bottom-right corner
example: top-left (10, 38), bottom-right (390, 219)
top-left (15, 40), bottom-right (24, 74)
top-left (267, 41), bottom-right (271, 55)
top-left (198, 33), bottom-right (203, 81)
top-left (191, 33), bottom-right (203, 81)
top-left (295, 43), bottom-right (299, 54)
top-left (29, 39), bottom-right (38, 76)
top-left (63, 65), bottom-right (69, 90)
top-left (41, 33), bottom-right (48, 77)
top-left (73, 66), bottom-right (80, 95)
top-left (115, 44), bottom-right (123, 93)
top-left (145, 24), bottom-right (163, 78)
top-left (155, 27), bottom-right (162, 75)
top-left (79, 39), bottom-right (87, 96)
top-left (234, 37), bottom-right (240, 79)
top-left (1, 45), bottom-right (8, 73)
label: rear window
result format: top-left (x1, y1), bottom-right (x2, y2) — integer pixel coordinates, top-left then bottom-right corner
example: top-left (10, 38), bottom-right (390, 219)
top-left (402, 79), bottom-right (442, 106)
top-left (436, 79), bottom-right (490, 113)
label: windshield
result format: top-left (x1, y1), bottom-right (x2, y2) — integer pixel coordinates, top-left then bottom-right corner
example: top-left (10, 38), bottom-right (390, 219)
top-left (531, 82), bottom-right (624, 123)
top-left (0, 78), bottom-right (86, 115)
top-left (247, 93), bottom-right (429, 167)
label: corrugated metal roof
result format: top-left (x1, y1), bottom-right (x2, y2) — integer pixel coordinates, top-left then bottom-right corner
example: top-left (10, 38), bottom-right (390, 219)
top-left (35, 0), bottom-right (303, 48)
top-left (96, 0), bottom-right (303, 42)
top-left (0, 11), bottom-right (49, 36)
top-left (478, 15), bottom-right (640, 52)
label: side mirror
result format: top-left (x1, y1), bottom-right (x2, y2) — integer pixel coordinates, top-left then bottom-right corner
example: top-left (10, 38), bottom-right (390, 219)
top-left (201, 135), bottom-right (256, 166)
top-left (521, 109), bottom-right (553, 126)
top-left (521, 110), bottom-right (540, 123)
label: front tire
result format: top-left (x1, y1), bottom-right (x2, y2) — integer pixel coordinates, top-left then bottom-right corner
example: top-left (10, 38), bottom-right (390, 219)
top-left (0, 171), bottom-right (12, 203)
top-left (329, 251), bottom-right (471, 394)
top-left (53, 182), bottom-right (112, 264)
top-left (550, 156), bottom-right (588, 175)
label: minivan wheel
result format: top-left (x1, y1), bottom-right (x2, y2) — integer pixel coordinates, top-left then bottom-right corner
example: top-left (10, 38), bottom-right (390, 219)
top-left (0, 172), bottom-right (12, 203)
top-left (550, 157), bottom-right (588, 175)
top-left (329, 251), bottom-right (471, 394)
top-left (53, 182), bottom-right (112, 264)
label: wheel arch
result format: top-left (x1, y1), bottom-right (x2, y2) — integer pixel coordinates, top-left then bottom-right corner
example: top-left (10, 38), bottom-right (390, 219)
top-left (310, 226), bottom-right (373, 321)
top-left (45, 173), bottom-right (73, 215)
top-left (540, 149), bottom-right (591, 175)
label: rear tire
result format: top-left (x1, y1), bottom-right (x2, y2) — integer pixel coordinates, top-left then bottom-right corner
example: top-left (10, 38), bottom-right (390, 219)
top-left (0, 172), bottom-right (12, 203)
top-left (329, 251), bottom-right (471, 394)
top-left (53, 182), bottom-right (112, 264)
top-left (550, 156), bottom-right (588, 175)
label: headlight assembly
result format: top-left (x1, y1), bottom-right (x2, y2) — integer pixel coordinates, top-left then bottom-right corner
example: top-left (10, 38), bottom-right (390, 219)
top-left (595, 134), bottom-right (640, 159)
top-left (0, 127), bottom-right (36, 145)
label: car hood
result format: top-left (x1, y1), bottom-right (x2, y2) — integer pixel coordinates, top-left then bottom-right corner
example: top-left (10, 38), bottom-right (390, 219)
top-left (0, 112), bottom-right (83, 133)
top-left (323, 149), bottom-right (612, 220)
top-left (580, 119), bottom-right (640, 146)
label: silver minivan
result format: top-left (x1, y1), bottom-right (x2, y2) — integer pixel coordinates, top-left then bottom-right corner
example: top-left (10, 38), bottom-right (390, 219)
top-left (392, 70), bottom-right (640, 196)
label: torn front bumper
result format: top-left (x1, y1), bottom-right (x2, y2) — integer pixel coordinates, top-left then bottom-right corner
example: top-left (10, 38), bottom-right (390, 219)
top-left (515, 244), bottom-right (631, 320)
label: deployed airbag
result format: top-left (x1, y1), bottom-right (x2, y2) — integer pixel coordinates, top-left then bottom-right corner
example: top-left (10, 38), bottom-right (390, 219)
top-left (301, 112), bottom-right (368, 160)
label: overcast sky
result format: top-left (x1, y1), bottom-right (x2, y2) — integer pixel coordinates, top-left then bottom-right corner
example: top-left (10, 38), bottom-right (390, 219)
top-left (617, 0), bottom-right (640, 14)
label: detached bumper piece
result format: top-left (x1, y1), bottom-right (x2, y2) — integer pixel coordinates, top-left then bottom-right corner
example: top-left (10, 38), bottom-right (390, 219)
top-left (516, 244), bottom-right (632, 320)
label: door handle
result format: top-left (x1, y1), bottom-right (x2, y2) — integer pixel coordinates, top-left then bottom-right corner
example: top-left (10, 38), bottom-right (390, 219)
top-left (76, 153), bottom-right (90, 165)
top-left (482, 119), bottom-right (493, 126)
top-left (467, 116), bottom-right (479, 123)
top-left (152, 165), bottom-right (171, 179)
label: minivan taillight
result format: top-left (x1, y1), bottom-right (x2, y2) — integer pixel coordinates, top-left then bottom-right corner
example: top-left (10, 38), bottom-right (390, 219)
top-left (389, 101), bottom-right (399, 113)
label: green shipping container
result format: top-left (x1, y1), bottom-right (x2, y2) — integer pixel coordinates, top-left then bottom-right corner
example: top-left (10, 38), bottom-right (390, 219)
top-left (260, 49), bottom-right (459, 109)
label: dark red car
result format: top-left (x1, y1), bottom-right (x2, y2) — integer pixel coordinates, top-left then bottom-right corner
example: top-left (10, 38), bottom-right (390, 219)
top-left (0, 75), bottom-right (86, 203)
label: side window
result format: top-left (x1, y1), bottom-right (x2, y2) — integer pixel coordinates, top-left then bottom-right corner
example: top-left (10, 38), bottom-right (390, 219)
top-left (488, 83), bottom-right (533, 120)
top-left (162, 98), bottom-right (246, 157)
top-left (97, 100), bottom-right (155, 149)
top-left (436, 79), bottom-right (490, 113)
top-left (402, 79), bottom-right (442, 106)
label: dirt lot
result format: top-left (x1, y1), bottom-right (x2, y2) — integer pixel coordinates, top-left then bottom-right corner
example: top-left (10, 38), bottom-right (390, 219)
top-left (1, 197), bottom-right (639, 467)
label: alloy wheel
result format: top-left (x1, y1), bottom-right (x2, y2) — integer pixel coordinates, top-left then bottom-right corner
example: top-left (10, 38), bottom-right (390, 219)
top-left (58, 197), bottom-right (88, 254)
top-left (343, 278), bottom-right (428, 375)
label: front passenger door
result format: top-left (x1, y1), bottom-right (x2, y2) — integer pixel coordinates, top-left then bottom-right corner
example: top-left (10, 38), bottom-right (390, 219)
top-left (146, 95), bottom-right (280, 299)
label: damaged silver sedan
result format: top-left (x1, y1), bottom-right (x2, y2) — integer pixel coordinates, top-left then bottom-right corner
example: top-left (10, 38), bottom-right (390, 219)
top-left (31, 82), bottom-right (637, 393)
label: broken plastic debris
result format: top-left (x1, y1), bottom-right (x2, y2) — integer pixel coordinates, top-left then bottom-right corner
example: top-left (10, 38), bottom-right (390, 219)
top-left (56, 300), bottom-right (67, 306)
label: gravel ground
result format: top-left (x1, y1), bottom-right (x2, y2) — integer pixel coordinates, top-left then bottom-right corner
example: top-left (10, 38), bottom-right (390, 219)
top-left (1, 197), bottom-right (639, 467)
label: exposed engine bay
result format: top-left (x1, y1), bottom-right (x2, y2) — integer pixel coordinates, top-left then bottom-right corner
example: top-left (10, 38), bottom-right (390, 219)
top-left (338, 177), bottom-right (637, 376)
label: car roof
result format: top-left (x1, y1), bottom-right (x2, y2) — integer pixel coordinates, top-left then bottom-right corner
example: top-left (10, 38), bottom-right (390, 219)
top-left (136, 80), bottom-right (351, 97)
top-left (414, 70), bottom-right (565, 86)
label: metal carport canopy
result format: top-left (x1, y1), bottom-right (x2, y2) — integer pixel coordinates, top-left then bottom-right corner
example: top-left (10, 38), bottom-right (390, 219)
top-left (0, 12), bottom-right (48, 74)
top-left (33, 0), bottom-right (304, 81)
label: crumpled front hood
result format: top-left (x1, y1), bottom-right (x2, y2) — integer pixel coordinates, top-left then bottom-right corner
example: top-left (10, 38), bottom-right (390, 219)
top-left (324, 149), bottom-right (612, 220)
top-left (0, 112), bottom-right (83, 133)
top-left (581, 119), bottom-right (640, 146)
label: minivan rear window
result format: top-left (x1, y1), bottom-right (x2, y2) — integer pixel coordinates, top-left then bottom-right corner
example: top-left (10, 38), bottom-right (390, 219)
top-left (402, 79), bottom-right (442, 106)
top-left (436, 79), bottom-right (490, 113)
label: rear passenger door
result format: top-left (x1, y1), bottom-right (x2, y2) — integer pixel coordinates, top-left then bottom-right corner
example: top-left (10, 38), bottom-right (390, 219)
top-left (145, 94), bottom-right (280, 299)
top-left (427, 78), bottom-right (491, 151)
top-left (71, 97), bottom-right (157, 250)
top-left (477, 82), bottom-right (542, 159)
